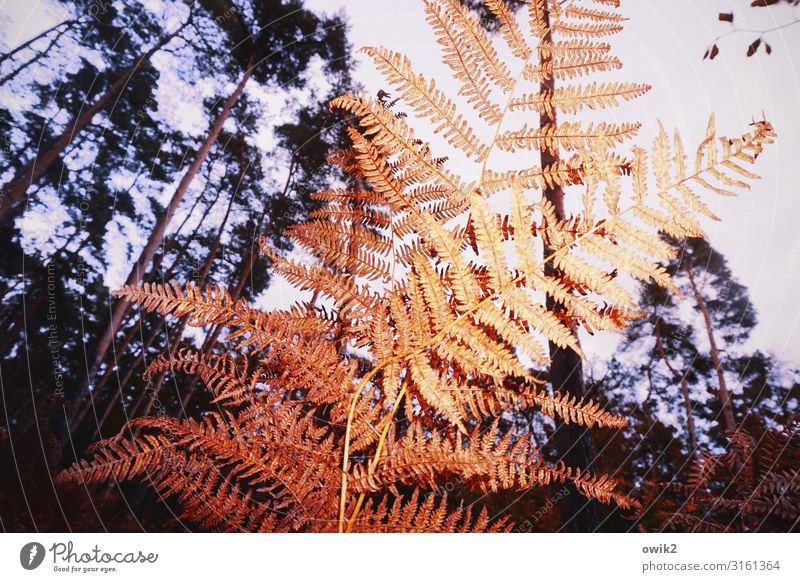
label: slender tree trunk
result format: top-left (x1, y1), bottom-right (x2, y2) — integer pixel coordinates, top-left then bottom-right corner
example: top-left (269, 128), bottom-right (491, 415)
top-left (0, 25), bottom-right (75, 86)
top-left (679, 377), bottom-right (698, 451)
top-left (539, 0), bottom-right (600, 532)
top-left (0, 19), bottom-right (78, 66)
top-left (685, 264), bottom-right (736, 433)
top-left (73, 311), bottom-right (150, 435)
top-left (83, 178), bottom-right (225, 433)
top-left (0, 17), bottom-right (190, 222)
top-left (139, 160), bottom-right (245, 419)
top-left (69, 251), bottom-right (168, 432)
top-left (641, 361), bottom-right (657, 426)
top-left (654, 319), bottom-right (698, 452)
top-left (78, 63), bottom-right (254, 421)
top-left (179, 161), bottom-right (286, 410)
top-left (93, 319), bottom-right (164, 436)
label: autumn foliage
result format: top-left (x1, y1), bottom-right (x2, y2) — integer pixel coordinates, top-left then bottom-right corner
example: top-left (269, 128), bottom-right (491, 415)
top-left (59, 0), bottom-right (777, 532)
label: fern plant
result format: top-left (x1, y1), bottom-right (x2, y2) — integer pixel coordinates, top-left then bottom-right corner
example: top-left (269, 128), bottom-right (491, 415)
top-left (60, 0), bottom-right (776, 532)
top-left (636, 420), bottom-right (800, 532)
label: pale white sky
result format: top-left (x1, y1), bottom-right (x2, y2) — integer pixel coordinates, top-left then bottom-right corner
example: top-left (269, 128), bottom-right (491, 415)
top-left (1, 0), bottom-right (799, 365)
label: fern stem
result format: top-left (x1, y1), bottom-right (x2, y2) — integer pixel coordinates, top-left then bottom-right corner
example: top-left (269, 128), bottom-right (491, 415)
top-left (345, 384), bottom-right (408, 532)
top-left (477, 55), bottom-right (531, 189)
top-left (339, 365), bottom-right (383, 532)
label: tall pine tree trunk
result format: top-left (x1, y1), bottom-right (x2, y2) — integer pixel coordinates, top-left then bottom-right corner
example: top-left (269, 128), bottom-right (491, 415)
top-left (137, 159), bottom-right (245, 419)
top-left (0, 18), bottom-right (190, 222)
top-left (179, 158), bottom-right (288, 410)
top-left (76, 314), bottom-right (153, 436)
top-left (72, 161), bottom-right (225, 433)
top-left (0, 19), bottom-right (78, 66)
top-left (654, 318), bottom-right (698, 452)
top-left (539, 0), bottom-right (600, 532)
top-left (92, 319), bottom-right (165, 438)
top-left (685, 264), bottom-right (736, 433)
top-left (0, 24), bottom-right (75, 87)
top-left (74, 64), bottom-right (253, 428)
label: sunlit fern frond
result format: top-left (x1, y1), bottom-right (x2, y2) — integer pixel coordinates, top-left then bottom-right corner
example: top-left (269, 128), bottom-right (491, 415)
top-left (486, 0), bottom-right (532, 59)
top-left (442, 0), bottom-right (514, 92)
top-left (564, 4), bottom-right (627, 23)
top-left (360, 46), bottom-right (491, 161)
top-left (496, 121), bottom-right (641, 153)
top-left (523, 51), bottom-right (622, 82)
top-left (456, 381), bottom-right (627, 429)
top-left (426, 0), bottom-right (504, 125)
top-left (510, 81), bottom-right (651, 115)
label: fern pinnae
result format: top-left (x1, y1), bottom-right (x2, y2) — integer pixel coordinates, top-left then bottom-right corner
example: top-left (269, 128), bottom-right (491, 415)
top-left (443, 0), bottom-right (514, 91)
top-left (485, 0), bottom-right (532, 60)
top-left (553, 19), bottom-right (624, 38)
top-left (469, 191), bottom-right (509, 288)
top-left (540, 39), bottom-right (613, 60)
top-left (426, 0), bottom-right (503, 125)
top-left (564, 3), bottom-right (628, 23)
top-left (509, 82), bottom-right (646, 115)
top-left (496, 120), bottom-right (641, 154)
top-left (523, 53), bottom-right (622, 82)
top-left (482, 160), bottom-right (584, 194)
top-left (144, 349), bottom-right (255, 407)
top-left (330, 93), bottom-right (472, 201)
top-left (360, 46), bottom-right (490, 161)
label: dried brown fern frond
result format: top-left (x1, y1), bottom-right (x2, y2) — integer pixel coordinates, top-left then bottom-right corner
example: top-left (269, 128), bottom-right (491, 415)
top-left (361, 46), bottom-right (491, 161)
top-left (144, 349), bottom-right (257, 407)
top-left (349, 422), bottom-right (636, 510)
top-left (457, 381), bottom-right (628, 428)
top-left (351, 489), bottom-right (512, 533)
top-left (637, 421), bottom-right (800, 532)
top-left (62, 0), bottom-right (776, 532)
